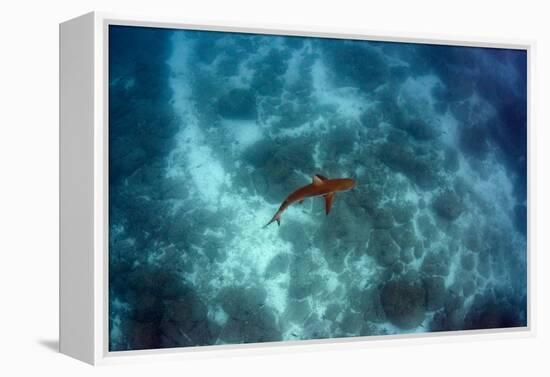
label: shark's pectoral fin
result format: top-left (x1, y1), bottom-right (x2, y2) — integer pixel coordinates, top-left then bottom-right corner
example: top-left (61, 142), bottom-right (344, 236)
top-left (324, 193), bottom-right (335, 215)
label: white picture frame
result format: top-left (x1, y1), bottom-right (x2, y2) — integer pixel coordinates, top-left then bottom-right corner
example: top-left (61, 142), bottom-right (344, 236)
top-left (60, 11), bottom-right (534, 365)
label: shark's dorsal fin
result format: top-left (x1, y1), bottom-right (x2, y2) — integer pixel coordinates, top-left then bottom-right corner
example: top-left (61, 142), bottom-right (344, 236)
top-left (324, 193), bottom-right (335, 215)
top-left (313, 174), bottom-right (328, 185)
top-left (316, 174), bottom-right (329, 181)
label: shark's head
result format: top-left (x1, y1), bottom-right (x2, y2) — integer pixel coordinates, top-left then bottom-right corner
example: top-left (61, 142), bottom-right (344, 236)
top-left (340, 178), bottom-right (356, 191)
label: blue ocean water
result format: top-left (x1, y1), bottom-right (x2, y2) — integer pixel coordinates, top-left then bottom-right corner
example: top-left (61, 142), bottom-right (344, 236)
top-left (108, 25), bottom-right (527, 351)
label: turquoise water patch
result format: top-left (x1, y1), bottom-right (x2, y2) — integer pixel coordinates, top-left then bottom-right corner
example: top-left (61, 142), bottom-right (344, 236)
top-left (108, 25), bottom-right (527, 351)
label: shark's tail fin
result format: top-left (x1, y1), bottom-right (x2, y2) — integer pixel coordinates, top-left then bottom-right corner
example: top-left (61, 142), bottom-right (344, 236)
top-left (263, 212), bottom-right (281, 228)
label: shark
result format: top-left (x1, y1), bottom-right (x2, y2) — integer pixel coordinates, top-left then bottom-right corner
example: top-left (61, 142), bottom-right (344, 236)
top-left (263, 174), bottom-right (356, 227)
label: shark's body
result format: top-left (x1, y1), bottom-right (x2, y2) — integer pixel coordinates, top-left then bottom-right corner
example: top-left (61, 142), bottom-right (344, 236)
top-left (264, 174), bottom-right (355, 227)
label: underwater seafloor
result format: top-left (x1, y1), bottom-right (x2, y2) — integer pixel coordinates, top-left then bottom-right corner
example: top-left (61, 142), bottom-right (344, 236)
top-left (108, 25), bottom-right (527, 351)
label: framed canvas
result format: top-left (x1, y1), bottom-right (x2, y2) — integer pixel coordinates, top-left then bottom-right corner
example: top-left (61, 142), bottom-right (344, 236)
top-left (59, 12), bottom-right (533, 365)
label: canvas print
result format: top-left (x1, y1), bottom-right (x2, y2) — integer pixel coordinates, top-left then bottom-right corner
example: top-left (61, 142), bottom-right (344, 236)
top-left (108, 25), bottom-right (527, 351)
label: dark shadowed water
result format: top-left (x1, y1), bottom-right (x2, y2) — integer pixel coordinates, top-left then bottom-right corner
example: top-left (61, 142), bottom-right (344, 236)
top-left (108, 25), bottom-right (527, 351)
